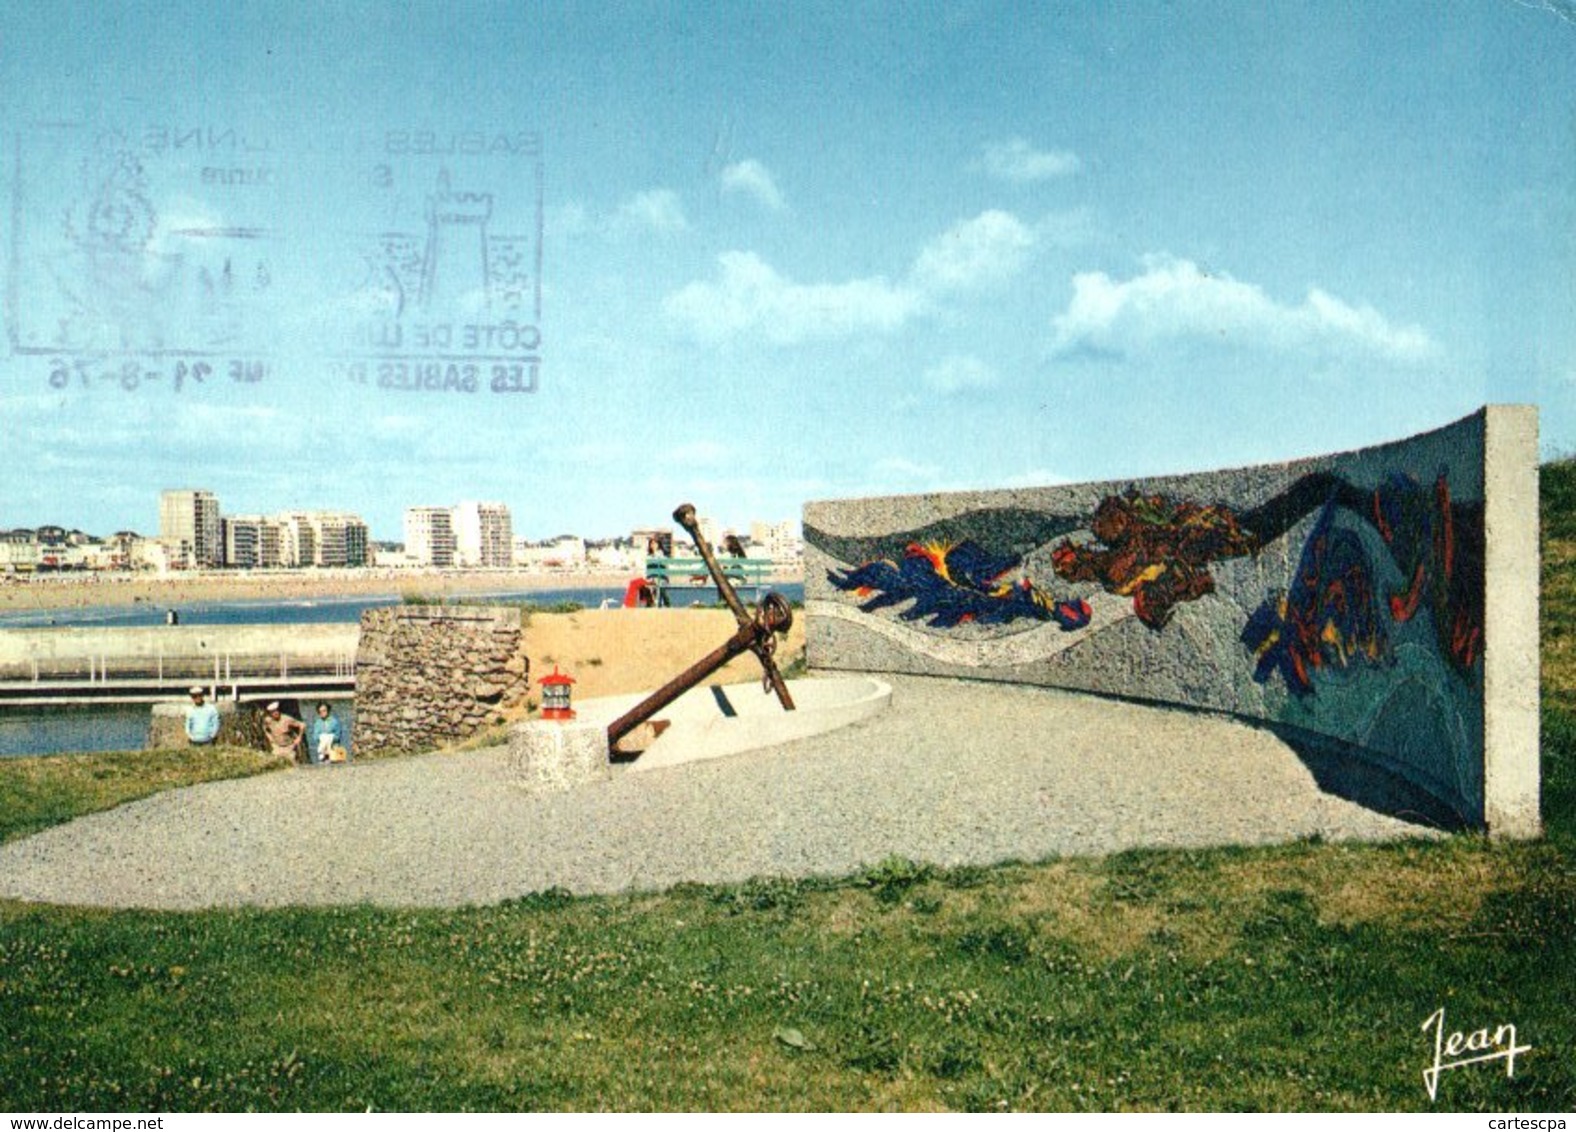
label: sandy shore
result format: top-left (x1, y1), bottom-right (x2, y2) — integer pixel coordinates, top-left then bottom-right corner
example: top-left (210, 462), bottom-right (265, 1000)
top-left (513, 608), bottom-right (807, 703)
top-left (0, 569), bottom-right (680, 612)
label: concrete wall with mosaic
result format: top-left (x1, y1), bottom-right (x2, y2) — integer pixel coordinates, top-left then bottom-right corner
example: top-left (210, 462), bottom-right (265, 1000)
top-left (804, 406), bottom-right (1540, 837)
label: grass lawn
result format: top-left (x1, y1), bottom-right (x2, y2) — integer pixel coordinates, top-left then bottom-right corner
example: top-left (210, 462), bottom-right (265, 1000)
top-left (0, 746), bottom-right (290, 846)
top-left (0, 461), bottom-right (1572, 1112)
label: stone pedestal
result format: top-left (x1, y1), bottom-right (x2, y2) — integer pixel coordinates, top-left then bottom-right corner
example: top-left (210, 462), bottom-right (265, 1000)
top-left (509, 719), bottom-right (610, 793)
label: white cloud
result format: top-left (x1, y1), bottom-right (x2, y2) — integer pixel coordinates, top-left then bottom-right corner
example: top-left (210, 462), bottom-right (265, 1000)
top-left (664, 251), bottom-right (919, 345)
top-left (666, 209), bottom-right (1041, 346)
top-left (923, 354), bottom-right (998, 394)
top-left (613, 189), bottom-right (688, 234)
top-left (1050, 256), bottom-right (1438, 363)
top-left (909, 210), bottom-right (1037, 293)
top-left (719, 159), bottom-right (785, 211)
top-left (980, 137), bottom-right (1081, 183)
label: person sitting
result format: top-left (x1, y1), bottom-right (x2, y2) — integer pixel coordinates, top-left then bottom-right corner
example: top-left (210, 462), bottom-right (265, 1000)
top-left (183, 686), bottom-right (220, 746)
top-left (306, 702), bottom-right (349, 765)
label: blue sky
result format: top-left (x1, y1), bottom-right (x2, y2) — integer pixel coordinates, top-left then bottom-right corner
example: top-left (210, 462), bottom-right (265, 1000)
top-left (2, 1), bottom-right (1572, 541)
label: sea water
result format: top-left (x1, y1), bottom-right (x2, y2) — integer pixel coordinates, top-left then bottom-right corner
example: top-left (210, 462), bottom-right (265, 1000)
top-left (0, 583), bottom-right (803, 630)
top-left (0, 703), bottom-right (153, 758)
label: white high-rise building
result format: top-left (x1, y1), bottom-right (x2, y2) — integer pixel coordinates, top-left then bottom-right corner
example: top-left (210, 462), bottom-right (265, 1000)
top-left (695, 514), bottom-right (725, 552)
top-left (750, 520), bottom-right (800, 561)
top-left (223, 515), bottom-right (283, 568)
top-left (158, 489), bottom-right (221, 567)
top-left (452, 501), bottom-right (513, 567)
top-left (405, 506), bottom-right (456, 567)
top-left (275, 513), bottom-right (318, 568)
top-left (305, 511), bottom-right (369, 567)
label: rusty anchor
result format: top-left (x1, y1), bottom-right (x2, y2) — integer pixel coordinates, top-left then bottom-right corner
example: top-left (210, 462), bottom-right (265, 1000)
top-left (605, 503), bottom-right (796, 751)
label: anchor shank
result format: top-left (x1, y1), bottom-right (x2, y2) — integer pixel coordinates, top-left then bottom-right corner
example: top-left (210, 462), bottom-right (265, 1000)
top-left (672, 502), bottom-right (752, 626)
top-left (671, 502), bottom-right (796, 712)
top-left (605, 620), bottom-right (760, 748)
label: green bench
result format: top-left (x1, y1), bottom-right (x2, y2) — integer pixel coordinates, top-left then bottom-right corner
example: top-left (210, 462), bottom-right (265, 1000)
top-left (644, 556), bottom-right (775, 605)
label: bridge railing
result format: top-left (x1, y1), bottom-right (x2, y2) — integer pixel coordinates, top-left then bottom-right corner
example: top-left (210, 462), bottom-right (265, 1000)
top-left (0, 651), bottom-right (359, 685)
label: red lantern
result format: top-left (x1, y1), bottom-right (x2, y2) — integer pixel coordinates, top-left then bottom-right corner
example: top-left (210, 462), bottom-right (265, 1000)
top-left (539, 665), bottom-right (576, 721)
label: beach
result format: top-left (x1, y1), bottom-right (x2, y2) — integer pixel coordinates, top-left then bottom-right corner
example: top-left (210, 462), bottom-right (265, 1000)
top-left (0, 567), bottom-right (801, 613)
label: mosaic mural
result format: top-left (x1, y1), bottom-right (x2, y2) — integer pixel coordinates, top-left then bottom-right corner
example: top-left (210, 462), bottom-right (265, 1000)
top-left (1242, 496), bottom-right (1394, 697)
top-left (828, 540), bottom-right (1090, 630)
top-left (804, 410), bottom-right (1508, 829)
top-left (1050, 489), bottom-right (1261, 629)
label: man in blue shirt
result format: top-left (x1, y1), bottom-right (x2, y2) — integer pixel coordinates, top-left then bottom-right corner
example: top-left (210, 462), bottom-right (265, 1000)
top-left (184, 686), bottom-right (220, 746)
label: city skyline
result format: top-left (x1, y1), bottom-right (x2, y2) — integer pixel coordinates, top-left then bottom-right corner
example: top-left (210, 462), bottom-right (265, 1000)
top-left (1, 487), bottom-right (796, 552)
top-left (2, 5), bottom-right (1572, 538)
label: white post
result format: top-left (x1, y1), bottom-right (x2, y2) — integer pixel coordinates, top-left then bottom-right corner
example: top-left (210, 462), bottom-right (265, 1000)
top-left (1483, 404), bottom-right (1542, 839)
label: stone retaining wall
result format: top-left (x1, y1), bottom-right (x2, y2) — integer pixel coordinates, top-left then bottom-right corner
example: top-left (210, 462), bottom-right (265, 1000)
top-left (353, 605), bottom-right (529, 756)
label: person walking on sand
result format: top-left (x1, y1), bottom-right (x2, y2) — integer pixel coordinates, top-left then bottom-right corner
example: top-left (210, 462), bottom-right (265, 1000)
top-left (184, 686), bottom-right (220, 746)
top-left (261, 701), bottom-right (306, 764)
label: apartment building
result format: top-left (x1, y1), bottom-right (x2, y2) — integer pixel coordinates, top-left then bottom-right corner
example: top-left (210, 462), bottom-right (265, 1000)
top-left (452, 501), bottom-right (513, 567)
top-left (222, 514), bottom-right (283, 568)
top-left (158, 489), bottom-right (221, 567)
top-left (306, 511), bottom-right (370, 567)
top-left (749, 520), bottom-right (800, 561)
top-left (404, 506), bottom-right (457, 567)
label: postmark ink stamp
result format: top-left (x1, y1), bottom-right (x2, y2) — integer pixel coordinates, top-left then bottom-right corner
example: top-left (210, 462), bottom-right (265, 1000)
top-left (5, 123), bottom-right (542, 396)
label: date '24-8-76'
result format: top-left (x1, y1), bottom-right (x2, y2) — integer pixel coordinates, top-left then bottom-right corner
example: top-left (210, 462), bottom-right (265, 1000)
top-left (48, 357), bottom-right (266, 391)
